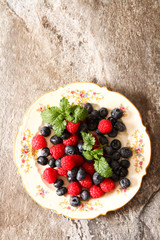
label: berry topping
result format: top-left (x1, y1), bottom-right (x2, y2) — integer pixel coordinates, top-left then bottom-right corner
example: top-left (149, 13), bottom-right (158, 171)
top-left (40, 126), bottom-right (51, 137)
top-left (107, 128), bottom-right (118, 138)
top-left (48, 158), bottom-right (56, 168)
top-left (87, 115), bottom-right (98, 131)
top-left (50, 135), bottom-right (62, 145)
top-left (99, 107), bottom-right (108, 118)
top-left (98, 119), bottom-right (112, 134)
top-left (55, 158), bottom-right (62, 167)
top-left (65, 145), bottom-right (76, 155)
top-left (80, 190), bottom-right (90, 201)
top-left (120, 147), bottom-right (132, 158)
top-left (82, 162), bottom-right (95, 175)
top-left (92, 172), bottom-right (105, 185)
top-left (50, 144), bottom-right (65, 159)
top-left (99, 135), bottom-right (108, 145)
top-left (57, 167), bottom-right (68, 177)
top-left (83, 103), bottom-right (93, 114)
top-left (119, 168), bottom-right (128, 177)
top-left (32, 134), bottom-right (47, 150)
top-left (89, 185), bottom-right (104, 198)
top-left (79, 174), bottom-right (92, 188)
top-left (70, 196), bottom-right (81, 207)
top-left (41, 147), bottom-right (50, 157)
top-left (43, 168), bottom-right (58, 184)
top-left (54, 179), bottom-right (64, 188)
top-left (112, 151), bottom-right (121, 161)
top-left (72, 154), bottom-right (84, 167)
top-left (120, 178), bottom-right (130, 189)
top-left (76, 167), bottom-right (86, 181)
top-left (66, 121), bottom-right (80, 134)
top-left (37, 156), bottom-right (48, 166)
top-left (120, 160), bottom-right (130, 168)
top-left (61, 156), bottom-right (76, 170)
top-left (63, 134), bottom-right (79, 146)
top-left (100, 178), bottom-right (115, 192)
top-left (114, 121), bottom-right (126, 132)
top-left (56, 187), bottom-right (67, 196)
top-left (111, 108), bottom-right (123, 119)
top-left (104, 145), bottom-right (115, 155)
top-left (60, 130), bottom-right (70, 139)
top-left (111, 139), bottom-right (121, 150)
top-left (67, 182), bottom-right (81, 195)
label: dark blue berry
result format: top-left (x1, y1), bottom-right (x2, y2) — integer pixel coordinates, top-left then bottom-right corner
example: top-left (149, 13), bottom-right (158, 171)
top-left (92, 172), bottom-right (104, 185)
top-left (83, 103), bottom-right (93, 114)
top-left (80, 190), bottom-right (90, 201)
top-left (95, 129), bottom-right (104, 136)
top-left (67, 176), bottom-right (77, 183)
top-left (60, 130), bottom-right (70, 139)
top-left (120, 160), bottom-right (130, 168)
top-left (112, 151), bottom-right (121, 161)
top-left (111, 172), bottom-right (120, 182)
top-left (76, 168), bottom-right (86, 181)
top-left (105, 156), bottom-right (112, 165)
top-left (99, 107), bottom-right (108, 118)
top-left (120, 178), bottom-right (130, 189)
top-left (41, 147), bottom-right (50, 157)
top-left (111, 139), bottom-right (121, 150)
top-left (67, 168), bottom-right (78, 178)
top-left (120, 147), bottom-right (132, 158)
top-left (70, 196), bottom-right (81, 207)
top-left (108, 116), bottom-right (117, 125)
top-left (78, 122), bottom-right (88, 133)
top-left (50, 135), bottom-right (62, 145)
top-left (104, 145), bottom-right (114, 155)
top-left (114, 121), bottom-right (126, 132)
top-left (119, 168), bottom-right (128, 177)
top-left (56, 187), bottom-right (67, 196)
top-left (37, 156), bottom-right (48, 165)
top-left (48, 158), bottom-right (56, 168)
top-left (77, 142), bottom-right (84, 154)
top-left (65, 145), bottom-right (76, 155)
top-left (111, 108), bottom-right (123, 119)
top-left (87, 115), bottom-right (98, 131)
top-left (40, 126), bottom-right (51, 137)
top-left (54, 179), bottom-right (64, 188)
top-left (99, 135), bottom-right (108, 145)
top-left (111, 161), bottom-right (120, 171)
top-left (91, 110), bottom-right (100, 118)
top-left (55, 158), bottom-right (61, 167)
top-left (107, 128), bottom-right (118, 138)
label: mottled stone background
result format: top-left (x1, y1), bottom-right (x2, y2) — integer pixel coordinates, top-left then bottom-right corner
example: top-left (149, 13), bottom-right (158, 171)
top-left (0, 0), bottom-right (160, 239)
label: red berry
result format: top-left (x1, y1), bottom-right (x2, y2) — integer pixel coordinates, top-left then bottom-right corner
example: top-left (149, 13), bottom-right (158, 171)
top-left (98, 119), bottom-right (112, 134)
top-left (32, 134), bottom-right (47, 150)
top-left (67, 182), bottom-right (81, 195)
top-left (100, 178), bottom-right (115, 192)
top-left (57, 167), bottom-right (68, 177)
top-left (66, 121), bottom-right (80, 134)
top-left (43, 168), bottom-right (57, 184)
top-left (89, 185), bottom-right (104, 198)
top-left (50, 144), bottom-right (65, 159)
top-left (79, 174), bottom-right (93, 188)
top-left (63, 134), bottom-right (79, 146)
top-left (82, 162), bottom-right (95, 175)
top-left (71, 154), bottom-right (84, 167)
top-left (61, 156), bottom-right (76, 170)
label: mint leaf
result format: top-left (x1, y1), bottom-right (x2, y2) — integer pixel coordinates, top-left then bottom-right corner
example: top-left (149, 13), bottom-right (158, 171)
top-left (41, 107), bottom-right (61, 125)
top-left (59, 97), bottom-right (70, 112)
top-left (65, 114), bottom-right (73, 122)
top-left (72, 105), bottom-right (88, 123)
top-left (53, 114), bottom-right (67, 137)
top-left (81, 132), bottom-right (95, 151)
top-left (92, 148), bottom-right (103, 159)
top-left (94, 157), bottom-right (113, 178)
top-left (83, 151), bottom-right (94, 160)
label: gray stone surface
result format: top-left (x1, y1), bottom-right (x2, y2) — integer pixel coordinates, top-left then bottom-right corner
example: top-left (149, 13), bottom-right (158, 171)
top-left (0, 0), bottom-right (160, 239)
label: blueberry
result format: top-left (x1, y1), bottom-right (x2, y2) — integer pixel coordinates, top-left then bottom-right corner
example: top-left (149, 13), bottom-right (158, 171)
top-left (120, 147), bottom-right (132, 158)
top-left (120, 178), bottom-right (130, 189)
top-left (67, 168), bottom-right (78, 178)
top-left (77, 142), bottom-right (84, 153)
top-left (107, 128), bottom-right (118, 138)
top-left (105, 156), bottom-right (112, 165)
top-left (40, 126), bottom-right (51, 137)
top-left (111, 108), bottom-right (123, 119)
top-left (55, 158), bottom-right (61, 167)
top-left (111, 161), bottom-right (120, 171)
top-left (54, 179), bottom-right (64, 188)
top-left (70, 196), bottom-right (81, 207)
top-left (83, 103), bottom-right (93, 114)
top-left (47, 124), bottom-right (53, 129)
top-left (78, 122), bottom-right (88, 133)
top-left (48, 158), bottom-right (56, 168)
top-left (75, 146), bottom-right (80, 155)
top-left (95, 129), bottom-right (104, 136)
top-left (80, 190), bottom-right (90, 201)
top-left (119, 168), bottom-right (128, 177)
top-left (37, 156), bottom-right (48, 165)
top-left (108, 116), bottom-right (117, 126)
top-left (76, 168), bottom-right (86, 181)
top-left (111, 139), bottom-right (121, 150)
top-left (104, 145), bottom-right (114, 155)
top-left (114, 121), bottom-right (126, 132)
top-left (87, 115), bottom-right (98, 131)
top-left (99, 135), bottom-right (108, 145)
top-left (65, 145), bottom-right (76, 155)
top-left (91, 110), bottom-right (100, 118)
top-left (112, 151), bottom-right (121, 161)
top-left (56, 187), bottom-right (67, 196)
top-left (120, 160), bottom-right (130, 168)
top-left (92, 172), bottom-right (104, 185)
top-left (67, 176), bottom-right (77, 183)
top-left (60, 130), bottom-right (70, 139)
top-left (111, 172), bottom-right (120, 182)
top-left (50, 135), bottom-right (62, 145)
top-left (41, 147), bottom-right (50, 157)
top-left (99, 107), bottom-right (108, 118)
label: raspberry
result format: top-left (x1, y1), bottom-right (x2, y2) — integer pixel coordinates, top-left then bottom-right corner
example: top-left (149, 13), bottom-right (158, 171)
top-left (63, 135), bottom-right (79, 146)
top-left (100, 178), bottom-right (115, 192)
top-left (98, 119), bottom-right (112, 134)
top-left (43, 168), bottom-right (57, 184)
top-left (66, 121), bottom-right (80, 134)
top-left (79, 174), bottom-right (92, 188)
top-left (82, 162), bottom-right (95, 175)
top-left (89, 185), bottom-right (104, 198)
top-left (32, 134), bottom-right (47, 150)
top-left (71, 155), bottom-right (84, 167)
top-left (50, 144), bottom-right (65, 159)
top-left (61, 156), bottom-right (76, 170)
top-left (57, 167), bottom-right (68, 177)
top-left (67, 182), bottom-right (81, 195)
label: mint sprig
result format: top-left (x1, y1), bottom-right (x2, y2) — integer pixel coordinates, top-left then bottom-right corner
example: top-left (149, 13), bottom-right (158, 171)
top-left (94, 157), bottom-right (113, 178)
top-left (81, 132), bottom-right (95, 151)
top-left (41, 97), bottom-right (88, 137)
